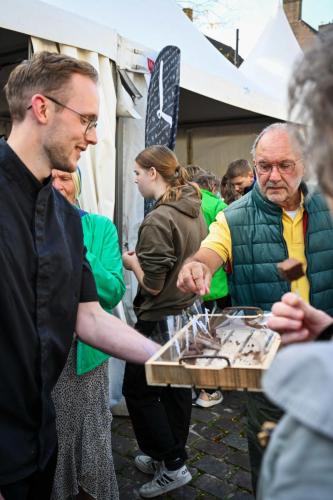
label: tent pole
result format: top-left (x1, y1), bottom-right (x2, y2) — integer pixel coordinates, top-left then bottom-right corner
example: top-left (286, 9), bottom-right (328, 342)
top-left (234, 28), bottom-right (239, 67)
top-left (114, 117), bottom-right (124, 249)
top-left (186, 129), bottom-right (193, 165)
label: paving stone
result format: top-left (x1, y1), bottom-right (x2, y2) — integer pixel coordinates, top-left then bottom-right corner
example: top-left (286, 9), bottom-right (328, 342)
top-left (167, 484), bottom-right (198, 499)
top-left (226, 451), bottom-right (250, 471)
top-left (239, 416), bottom-right (248, 427)
top-left (112, 434), bottom-right (137, 456)
top-left (187, 427), bottom-right (205, 445)
top-left (222, 407), bottom-right (237, 416)
top-left (193, 455), bottom-right (232, 480)
top-left (216, 415), bottom-right (241, 433)
top-left (116, 419), bottom-right (137, 438)
top-left (223, 394), bottom-right (247, 411)
top-left (231, 471), bottom-right (253, 492)
top-left (193, 437), bottom-right (229, 457)
top-left (225, 391), bottom-right (246, 403)
top-left (119, 462), bottom-right (151, 483)
top-left (191, 406), bottom-right (219, 423)
top-left (191, 422), bottom-right (224, 442)
top-left (188, 465), bottom-right (198, 478)
top-left (222, 433), bottom-right (248, 453)
top-left (113, 451), bottom-right (132, 472)
top-left (118, 482), bottom-right (141, 499)
top-left (210, 402), bottom-right (229, 416)
top-left (111, 417), bottom-right (123, 431)
top-left (116, 475), bottom-right (129, 489)
top-left (229, 492), bottom-right (255, 500)
top-left (194, 473), bottom-right (234, 498)
top-left (186, 445), bottom-right (202, 462)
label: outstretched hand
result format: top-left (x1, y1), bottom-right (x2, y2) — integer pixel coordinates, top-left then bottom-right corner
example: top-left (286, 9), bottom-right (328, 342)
top-left (268, 292), bottom-right (333, 344)
top-left (177, 261), bottom-right (211, 296)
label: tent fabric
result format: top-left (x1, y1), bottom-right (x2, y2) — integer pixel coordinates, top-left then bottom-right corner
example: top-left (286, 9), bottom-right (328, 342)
top-left (239, 2), bottom-right (302, 107)
top-left (33, 0), bottom-right (287, 120)
top-left (2, 0), bottom-right (118, 61)
top-left (175, 122), bottom-right (268, 177)
top-left (119, 72), bottom-right (148, 324)
top-left (2, 0), bottom-right (291, 119)
top-left (31, 36), bottom-right (117, 219)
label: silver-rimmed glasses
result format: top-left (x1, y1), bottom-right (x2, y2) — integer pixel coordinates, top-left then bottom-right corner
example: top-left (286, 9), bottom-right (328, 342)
top-left (27, 95), bottom-right (98, 135)
top-left (255, 159), bottom-right (300, 175)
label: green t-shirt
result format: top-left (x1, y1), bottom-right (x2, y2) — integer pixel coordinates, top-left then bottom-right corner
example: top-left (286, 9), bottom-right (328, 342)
top-left (200, 189), bottom-right (228, 301)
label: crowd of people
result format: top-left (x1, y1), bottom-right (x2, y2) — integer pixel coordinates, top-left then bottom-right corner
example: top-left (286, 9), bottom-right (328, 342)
top-left (0, 24), bottom-right (332, 500)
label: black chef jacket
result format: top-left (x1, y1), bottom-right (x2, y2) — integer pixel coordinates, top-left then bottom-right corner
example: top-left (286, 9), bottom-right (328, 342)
top-left (0, 139), bottom-right (98, 484)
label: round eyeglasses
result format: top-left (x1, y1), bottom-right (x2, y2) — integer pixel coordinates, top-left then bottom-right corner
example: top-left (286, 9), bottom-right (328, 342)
top-left (27, 95), bottom-right (98, 135)
top-left (255, 160), bottom-right (300, 175)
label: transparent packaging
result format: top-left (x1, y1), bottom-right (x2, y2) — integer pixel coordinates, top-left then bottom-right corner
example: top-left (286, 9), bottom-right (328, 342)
top-left (145, 307), bottom-right (281, 390)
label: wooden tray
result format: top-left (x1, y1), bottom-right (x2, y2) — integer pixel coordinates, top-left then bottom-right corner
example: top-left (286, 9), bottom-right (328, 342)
top-left (145, 312), bottom-right (281, 391)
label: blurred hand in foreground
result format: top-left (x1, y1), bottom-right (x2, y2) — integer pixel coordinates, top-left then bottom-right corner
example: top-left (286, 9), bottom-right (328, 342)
top-left (268, 292), bottom-right (333, 344)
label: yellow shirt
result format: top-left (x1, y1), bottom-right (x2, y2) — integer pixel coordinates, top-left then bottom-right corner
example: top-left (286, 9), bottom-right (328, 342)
top-left (201, 201), bottom-right (310, 303)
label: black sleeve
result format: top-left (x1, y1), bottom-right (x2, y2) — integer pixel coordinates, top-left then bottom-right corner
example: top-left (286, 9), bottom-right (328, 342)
top-left (79, 246), bottom-right (98, 302)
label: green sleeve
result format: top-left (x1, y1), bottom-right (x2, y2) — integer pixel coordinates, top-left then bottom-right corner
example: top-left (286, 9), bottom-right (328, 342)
top-left (83, 215), bottom-right (126, 312)
top-left (77, 214), bottom-right (126, 375)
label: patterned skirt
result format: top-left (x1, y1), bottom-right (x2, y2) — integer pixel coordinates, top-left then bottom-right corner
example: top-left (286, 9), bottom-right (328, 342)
top-left (51, 341), bottom-right (119, 499)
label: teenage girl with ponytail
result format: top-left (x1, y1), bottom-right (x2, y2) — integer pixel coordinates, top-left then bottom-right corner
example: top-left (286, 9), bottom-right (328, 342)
top-left (122, 145), bottom-right (207, 498)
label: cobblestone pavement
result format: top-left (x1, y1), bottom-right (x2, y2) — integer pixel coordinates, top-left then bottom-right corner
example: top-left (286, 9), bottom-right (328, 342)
top-left (112, 391), bottom-right (255, 499)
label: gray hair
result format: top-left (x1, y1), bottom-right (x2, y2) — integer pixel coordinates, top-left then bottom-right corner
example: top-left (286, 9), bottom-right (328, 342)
top-left (251, 122), bottom-right (295, 159)
top-left (289, 27), bottom-right (333, 197)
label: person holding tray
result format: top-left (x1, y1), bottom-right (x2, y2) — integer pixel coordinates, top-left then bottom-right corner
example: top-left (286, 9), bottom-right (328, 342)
top-left (122, 145), bottom-right (207, 498)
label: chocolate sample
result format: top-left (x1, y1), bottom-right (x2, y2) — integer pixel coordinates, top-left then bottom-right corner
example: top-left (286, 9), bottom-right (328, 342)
top-left (277, 258), bottom-right (304, 281)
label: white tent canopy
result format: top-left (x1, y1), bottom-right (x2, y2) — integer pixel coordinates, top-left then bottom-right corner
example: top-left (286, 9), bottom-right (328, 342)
top-left (10, 0), bottom-right (288, 121)
top-left (1, 0), bottom-right (118, 61)
top-left (239, 1), bottom-right (302, 108)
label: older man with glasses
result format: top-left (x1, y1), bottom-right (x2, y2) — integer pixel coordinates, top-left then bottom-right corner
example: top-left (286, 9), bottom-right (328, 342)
top-left (177, 122), bottom-right (333, 494)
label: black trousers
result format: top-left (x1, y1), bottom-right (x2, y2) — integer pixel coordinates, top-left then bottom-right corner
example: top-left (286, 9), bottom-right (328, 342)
top-left (123, 319), bottom-right (192, 465)
top-left (0, 448), bottom-right (57, 500)
top-left (246, 392), bottom-right (283, 495)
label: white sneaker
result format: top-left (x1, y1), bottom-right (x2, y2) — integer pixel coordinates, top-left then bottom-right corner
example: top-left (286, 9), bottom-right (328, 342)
top-left (196, 390), bottom-right (223, 408)
top-left (139, 463), bottom-right (192, 498)
top-left (135, 455), bottom-right (160, 475)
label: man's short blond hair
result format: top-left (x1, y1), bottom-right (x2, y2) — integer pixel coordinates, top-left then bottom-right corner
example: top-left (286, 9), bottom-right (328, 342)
top-left (5, 51), bottom-right (98, 122)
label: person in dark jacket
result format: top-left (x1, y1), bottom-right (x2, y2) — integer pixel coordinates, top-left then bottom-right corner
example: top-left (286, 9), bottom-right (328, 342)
top-left (123, 145), bottom-right (207, 498)
top-left (0, 51), bottom-right (158, 500)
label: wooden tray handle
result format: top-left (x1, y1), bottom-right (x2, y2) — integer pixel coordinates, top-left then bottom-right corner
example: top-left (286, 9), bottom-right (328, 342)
top-left (222, 306), bottom-right (264, 319)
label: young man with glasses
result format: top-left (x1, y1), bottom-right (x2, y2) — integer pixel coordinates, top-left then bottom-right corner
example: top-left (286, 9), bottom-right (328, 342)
top-left (177, 122), bottom-right (333, 494)
top-left (0, 52), bottom-right (158, 500)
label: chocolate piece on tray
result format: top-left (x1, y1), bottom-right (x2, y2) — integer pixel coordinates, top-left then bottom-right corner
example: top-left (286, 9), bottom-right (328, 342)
top-left (277, 258), bottom-right (304, 281)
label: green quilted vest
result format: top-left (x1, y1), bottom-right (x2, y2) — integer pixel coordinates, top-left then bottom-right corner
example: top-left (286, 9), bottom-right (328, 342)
top-left (224, 183), bottom-right (333, 314)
